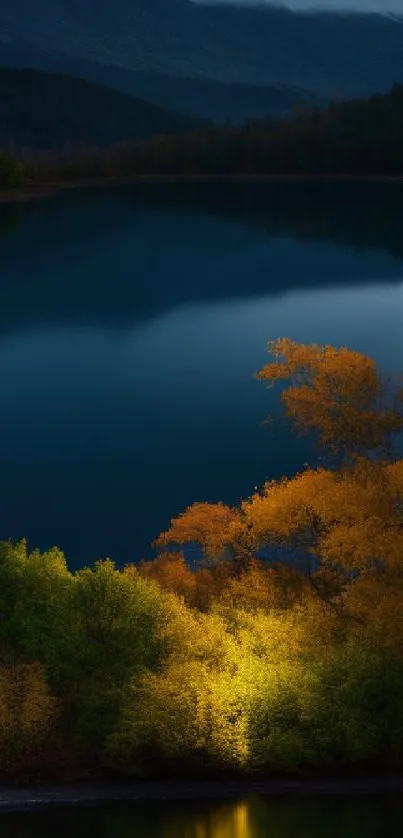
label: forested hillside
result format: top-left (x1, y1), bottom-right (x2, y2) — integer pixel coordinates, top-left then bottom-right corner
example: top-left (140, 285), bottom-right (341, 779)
top-left (0, 68), bottom-right (201, 149)
top-left (123, 83), bottom-right (403, 176)
top-left (3, 83), bottom-right (402, 184)
top-left (0, 1), bottom-right (402, 120)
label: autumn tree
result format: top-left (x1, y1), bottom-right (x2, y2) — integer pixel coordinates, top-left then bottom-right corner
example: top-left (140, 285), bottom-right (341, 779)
top-left (217, 559), bottom-right (309, 614)
top-left (138, 551), bottom-right (197, 606)
top-left (154, 502), bottom-right (242, 563)
top-left (255, 338), bottom-right (403, 463)
top-left (152, 340), bottom-right (403, 617)
top-left (2, 338), bottom-right (403, 778)
top-left (139, 551), bottom-right (234, 611)
top-left (193, 562), bottom-right (233, 611)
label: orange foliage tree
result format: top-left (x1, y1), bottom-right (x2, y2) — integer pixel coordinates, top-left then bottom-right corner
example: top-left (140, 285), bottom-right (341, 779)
top-left (139, 552), bottom-right (197, 605)
top-left (255, 337), bottom-right (403, 462)
top-left (152, 339), bottom-right (403, 618)
top-left (139, 551), bottom-right (233, 611)
top-left (154, 502), bottom-right (241, 562)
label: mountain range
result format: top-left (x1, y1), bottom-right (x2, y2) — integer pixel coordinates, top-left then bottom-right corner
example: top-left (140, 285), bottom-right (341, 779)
top-left (0, 0), bottom-right (403, 121)
top-left (0, 68), bottom-right (202, 148)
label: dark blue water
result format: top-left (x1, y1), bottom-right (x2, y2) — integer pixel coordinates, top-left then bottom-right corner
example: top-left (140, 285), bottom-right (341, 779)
top-left (0, 794), bottom-right (402, 837)
top-left (0, 182), bottom-right (402, 569)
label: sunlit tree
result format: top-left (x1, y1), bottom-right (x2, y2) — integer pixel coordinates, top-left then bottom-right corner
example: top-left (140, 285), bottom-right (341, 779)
top-left (0, 539), bottom-right (73, 675)
top-left (154, 502), bottom-right (242, 563)
top-left (58, 560), bottom-right (168, 753)
top-left (138, 551), bottom-right (197, 605)
top-left (255, 337), bottom-right (403, 462)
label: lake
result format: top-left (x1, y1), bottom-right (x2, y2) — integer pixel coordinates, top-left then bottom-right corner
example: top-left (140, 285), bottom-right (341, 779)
top-left (0, 181), bottom-right (402, 569)
top-left (0, 794), bottom-right (402, 837)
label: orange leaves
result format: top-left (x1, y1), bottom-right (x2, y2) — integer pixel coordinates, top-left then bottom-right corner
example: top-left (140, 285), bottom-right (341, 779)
top-left (255, 337), bottom-right (403, 456)
top-left (148, 337), bottom-right (403, 624)
top-left (318, 519), bottom-right (403, 574)
top-left (139, 552), bottom-right (197, 605)
top-left (384, 459), bottom-right (403, 501)
top-left (154, 501), bottom-right (242, 561)
top-left (241, 456), bottom-right (403, 575)
top-left (218, 560), bottom-right (307, 614)
top-left (256, 338), bottom-right (325, 385)
top-left (152, 455), bottom-right (403, 585)
top-left (345, 568), bottom-right (403, 654)
top-left (257, 339), bottom-right (380, 402)
top-left (240, 469), bottom-right (329, 548)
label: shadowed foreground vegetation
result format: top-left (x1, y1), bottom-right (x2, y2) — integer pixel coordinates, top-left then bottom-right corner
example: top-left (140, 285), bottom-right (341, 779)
top-left (1, 83), bottom-right (403, 188)
top-left (1, 338), bottom-right (403, 784)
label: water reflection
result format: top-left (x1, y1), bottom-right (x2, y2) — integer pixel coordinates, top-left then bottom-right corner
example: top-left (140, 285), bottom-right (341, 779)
top-left (121, 181), bottom-right (403, 259)
top-left (166, 801), bottom-right (250, 838)
top-left (0, 182), bottom-right (402, 336)
top-left (159, 796), bottom-right (402, 838)
top-left (0, 795), bottom-right (402, 838)
top-left (0, 183), bottom-right (402, 567)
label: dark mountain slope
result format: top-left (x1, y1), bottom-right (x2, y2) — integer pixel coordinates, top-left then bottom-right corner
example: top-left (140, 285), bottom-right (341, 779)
top-left (9, 82), bottom-right (403, 183)
top-left (0, 1), bottom-right (402, 118)
top-left (0, 68), bottom-right (201, 148)
top-left (0, 42), bottom-right (325, 123)
top-left (118, 83), bottom-right (403, 178)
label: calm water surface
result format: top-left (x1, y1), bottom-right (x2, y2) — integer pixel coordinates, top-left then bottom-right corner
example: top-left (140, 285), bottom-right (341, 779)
top-left (0, 182), bottom-right (402, 568)
top-left (0, 795), bottom-right (402, 837)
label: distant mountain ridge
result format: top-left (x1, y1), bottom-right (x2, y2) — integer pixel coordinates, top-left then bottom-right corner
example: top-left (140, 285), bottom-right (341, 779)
top-left (0, 0), bottom-right (402, 120)
top-left (0, 42), bottom-right (325, 123)
top-left (0, 68), bottom-right (201, 149)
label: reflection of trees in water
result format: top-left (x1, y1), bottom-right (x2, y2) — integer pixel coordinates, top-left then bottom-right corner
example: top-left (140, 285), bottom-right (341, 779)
top-left (123, 181), bottom-right (403, 261)
top-left (161, 801), bottom-right (250, 838)
top-left (1, 182), bottom-right (402, 337)
top-left (0, 203), bottom-right (23, 237)
top-left (0, 796), bottom-right (400, 837)
top-left (195, 802), bottom-right (249, 838)
top-left (159, 795), bottom-right (402, 838)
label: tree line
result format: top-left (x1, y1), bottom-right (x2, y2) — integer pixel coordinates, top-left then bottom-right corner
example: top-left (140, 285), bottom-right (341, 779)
top-left (1, 83), bottom-right (403, 186)
top-left (1, 337), bottom-right (403, 783)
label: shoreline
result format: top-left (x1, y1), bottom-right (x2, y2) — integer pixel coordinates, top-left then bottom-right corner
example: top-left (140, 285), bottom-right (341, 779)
top-left (1, 173), bottom-right (403, 205)
top-left (0, 775), bottom-right (402, 812)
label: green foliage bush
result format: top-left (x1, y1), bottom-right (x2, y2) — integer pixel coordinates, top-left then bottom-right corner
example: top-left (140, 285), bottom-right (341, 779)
top-left (103, 602), bottom-right (403, 776)
top-left (1, 545), bottom-right (403, 779)
top-left (0, 543), bottom-right (168, 767)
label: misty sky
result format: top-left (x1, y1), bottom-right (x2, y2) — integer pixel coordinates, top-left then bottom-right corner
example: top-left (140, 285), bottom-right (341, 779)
top-left (284, 0), bottom-right (402, 10)
top-left (195, 0), bottom-right (403, 13)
